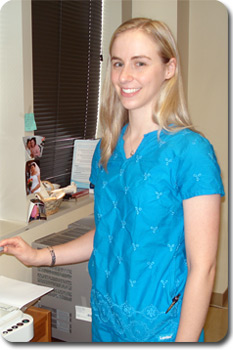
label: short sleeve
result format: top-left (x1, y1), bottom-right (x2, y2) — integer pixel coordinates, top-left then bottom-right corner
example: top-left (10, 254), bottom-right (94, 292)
top-left (177, 133), bottom-right (225, 200)
top-left (89, 139), bottom-right (102, 186)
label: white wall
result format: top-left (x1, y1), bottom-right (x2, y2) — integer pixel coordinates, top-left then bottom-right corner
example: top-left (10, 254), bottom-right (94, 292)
top-left (188, 0), bottom-right (228, 294)
top-left (132, 0), bottom-right (178, 39)
top-left (0, 0), bottom-right (33, 223)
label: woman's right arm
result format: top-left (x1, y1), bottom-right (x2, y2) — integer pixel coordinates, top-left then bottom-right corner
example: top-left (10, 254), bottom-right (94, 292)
top-left (0, 229), bottom-right (95, 267)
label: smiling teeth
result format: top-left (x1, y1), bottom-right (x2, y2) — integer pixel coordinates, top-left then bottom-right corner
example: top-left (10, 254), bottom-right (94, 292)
top-left (122, 88), bottom-right (140, 93)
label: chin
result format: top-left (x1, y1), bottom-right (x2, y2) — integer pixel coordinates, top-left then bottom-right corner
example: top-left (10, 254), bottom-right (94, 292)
top-left (119, 99), bottom-right (141, 111)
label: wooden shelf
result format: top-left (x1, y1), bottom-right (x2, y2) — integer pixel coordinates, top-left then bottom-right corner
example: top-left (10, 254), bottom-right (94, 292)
top-left (26, 306), bottom-right (51, 342)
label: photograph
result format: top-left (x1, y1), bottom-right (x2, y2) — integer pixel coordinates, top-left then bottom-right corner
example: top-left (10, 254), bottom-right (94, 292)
top-left (28, 198), bottom-right (47, 222)
top-left (23, 135), bottom-right (45, 159)
top-left (25, 160), bottom-right (41, 195)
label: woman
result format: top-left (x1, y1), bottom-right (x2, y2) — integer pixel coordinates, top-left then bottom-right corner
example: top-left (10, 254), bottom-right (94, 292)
top-left (0, 18), bottom-right (224, 342)
top-left (30, 137), bottom-right (41, 158)
top-left (26, 138), bottom-right (31, 154)
top-left (28, 162), bottom-right (41, 194)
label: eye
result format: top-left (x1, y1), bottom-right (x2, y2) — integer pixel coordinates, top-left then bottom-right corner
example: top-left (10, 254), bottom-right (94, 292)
top-left (112, 61), bottom-right (123, 68)
top-left (136, 61), bottom-right (146, 67)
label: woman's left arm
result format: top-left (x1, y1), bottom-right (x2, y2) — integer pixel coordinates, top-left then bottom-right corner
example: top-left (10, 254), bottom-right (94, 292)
top-left (175, 194), bottom-right (221, 342)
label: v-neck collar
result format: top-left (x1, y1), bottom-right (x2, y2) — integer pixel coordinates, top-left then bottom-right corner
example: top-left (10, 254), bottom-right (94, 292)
top-left (118, 124), bottom-right (159, 160)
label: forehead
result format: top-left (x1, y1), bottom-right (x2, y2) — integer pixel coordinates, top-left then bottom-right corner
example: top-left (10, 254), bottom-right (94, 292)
top-left (111, 29), bottom-right (160, 58)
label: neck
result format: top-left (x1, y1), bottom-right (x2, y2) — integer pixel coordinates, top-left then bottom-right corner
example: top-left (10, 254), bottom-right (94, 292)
top-left (123, 112), bottom-right (159, 158)
top-left (127, 111), bottom-right (159, 138)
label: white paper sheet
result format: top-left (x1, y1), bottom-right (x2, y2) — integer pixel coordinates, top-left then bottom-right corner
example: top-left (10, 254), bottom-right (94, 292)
top-left (0, 276), bottom-right (53, 310)
top-left (75, 305), bottom-right (92, 322)
top-left (71, 139), bottom-right (99, 188)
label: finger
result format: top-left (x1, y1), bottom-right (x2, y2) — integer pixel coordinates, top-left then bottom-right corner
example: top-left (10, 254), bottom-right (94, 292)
top-left (0, 236), bottom-right (22, 248)
top-left (0, 237), bottom-right (23, 255)
top-left (2, 245), bottom-right (17, 255)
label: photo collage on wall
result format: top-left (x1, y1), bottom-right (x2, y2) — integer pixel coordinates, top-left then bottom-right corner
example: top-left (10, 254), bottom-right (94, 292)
top-left (23, 135), bottom-right (46, 222)
top-left (23, 136), bottom-right (45, 195)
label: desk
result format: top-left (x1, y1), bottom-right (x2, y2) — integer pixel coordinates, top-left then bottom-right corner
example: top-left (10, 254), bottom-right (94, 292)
top-left (26, 306), bottom-right (51, 342)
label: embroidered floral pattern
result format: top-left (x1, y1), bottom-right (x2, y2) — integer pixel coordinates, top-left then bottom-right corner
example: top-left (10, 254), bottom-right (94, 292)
top-left (91, 289), bottom-right (179, 342)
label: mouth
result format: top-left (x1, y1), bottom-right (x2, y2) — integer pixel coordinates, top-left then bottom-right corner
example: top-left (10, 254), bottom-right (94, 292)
top-left (121, 88), bottom-right (141, 97)
top-left (122, 88), bottom-right (140, 93)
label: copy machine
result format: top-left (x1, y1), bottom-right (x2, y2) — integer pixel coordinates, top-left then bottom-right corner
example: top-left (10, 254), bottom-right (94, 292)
top-left (32, 215), bottom-right (95, 342)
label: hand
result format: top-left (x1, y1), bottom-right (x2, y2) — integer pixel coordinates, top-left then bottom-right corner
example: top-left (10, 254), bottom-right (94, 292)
top-left (0, 236), bottom-right (38, 266)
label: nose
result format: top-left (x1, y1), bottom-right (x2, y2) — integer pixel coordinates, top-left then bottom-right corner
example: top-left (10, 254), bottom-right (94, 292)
top-left (119, 64), bottom-right (133, 83)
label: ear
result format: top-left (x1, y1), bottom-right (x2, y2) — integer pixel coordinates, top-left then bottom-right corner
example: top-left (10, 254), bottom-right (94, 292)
top-left (165, 58), bottom-right (176, 80)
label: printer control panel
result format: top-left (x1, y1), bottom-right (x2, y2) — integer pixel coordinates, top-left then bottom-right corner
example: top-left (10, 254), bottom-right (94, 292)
top-left (0, 303), bottom-right (34, 342)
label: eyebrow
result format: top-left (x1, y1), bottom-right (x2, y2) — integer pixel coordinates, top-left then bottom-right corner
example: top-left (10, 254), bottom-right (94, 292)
top-left (111, 55), bottom-right (152, 61)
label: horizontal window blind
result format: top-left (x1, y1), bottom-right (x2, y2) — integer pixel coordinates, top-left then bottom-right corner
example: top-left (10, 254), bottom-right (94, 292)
top-left (32, 0), bottom-right (102, 187)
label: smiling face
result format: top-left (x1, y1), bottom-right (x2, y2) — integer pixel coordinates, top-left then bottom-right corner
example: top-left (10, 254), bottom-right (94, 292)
top-left (111, 29), bottom-right (170, 116)
top-left (30, 164), bottom-right (36, 175)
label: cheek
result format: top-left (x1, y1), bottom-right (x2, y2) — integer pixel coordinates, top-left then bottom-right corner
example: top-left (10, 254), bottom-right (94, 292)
top-left (111, 71), bottom-right (118, 86)
top-left (111, 73), bottom-right (121, 94)
top-left (147, 71), bottom-right (166, 90)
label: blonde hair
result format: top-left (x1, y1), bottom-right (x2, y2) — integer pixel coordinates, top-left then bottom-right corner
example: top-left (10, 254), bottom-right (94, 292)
top-left (100, 17), bottom-right (193, 169)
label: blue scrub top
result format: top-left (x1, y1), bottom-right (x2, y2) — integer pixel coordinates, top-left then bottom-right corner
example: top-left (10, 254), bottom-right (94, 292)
top-left (89, 125), bottom-right (224, 342)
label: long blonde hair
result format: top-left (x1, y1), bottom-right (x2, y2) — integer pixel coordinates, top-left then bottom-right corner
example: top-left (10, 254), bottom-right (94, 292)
top-left (100, 17), bottom-right (193, 169)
